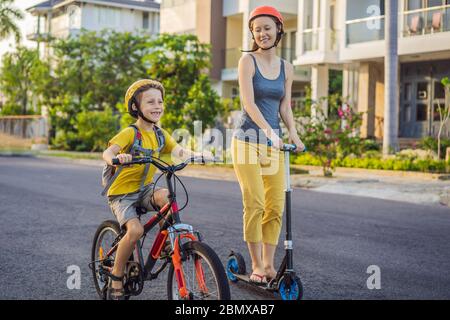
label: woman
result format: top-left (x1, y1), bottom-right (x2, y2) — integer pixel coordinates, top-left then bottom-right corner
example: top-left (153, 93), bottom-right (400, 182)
top-left (231, 6), bottom-right (306, 284)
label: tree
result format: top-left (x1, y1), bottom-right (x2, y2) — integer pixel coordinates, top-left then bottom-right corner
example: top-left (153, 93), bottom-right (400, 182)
top-left (383, 0), bottom-right (399, 155)
top-left (0, 0), bottom-right (24, 43)
top-left (143, 33), bottom-right (224, 133)
top-left (43, 30), bottom-right (152, 148)
top-left (436, 77), bottom-right (450, 160)
top-left (0, 46), bottom-right (48, 115)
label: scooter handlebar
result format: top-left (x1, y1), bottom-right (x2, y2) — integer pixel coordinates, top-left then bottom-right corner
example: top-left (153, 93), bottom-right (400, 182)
top-left (281, 144), bottom-right (307, 153)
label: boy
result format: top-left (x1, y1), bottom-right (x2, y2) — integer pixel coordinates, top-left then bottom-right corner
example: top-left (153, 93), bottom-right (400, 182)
top-left (102, 79), bottom-right (212, 300)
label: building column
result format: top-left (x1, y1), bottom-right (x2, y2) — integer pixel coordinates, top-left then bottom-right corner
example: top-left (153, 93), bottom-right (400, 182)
top-left (357, 63), bottom-right (377, 138)
top-left (343, 63), bottom-right (359, 108)
top-left (242, 0), bottom-right (252, 52)
top-left (383, 0), bottom-right (399, 154)
top-left (311, 64), bottom-right (329, 116)
top-left (296, 0), bottom-right (305, 58)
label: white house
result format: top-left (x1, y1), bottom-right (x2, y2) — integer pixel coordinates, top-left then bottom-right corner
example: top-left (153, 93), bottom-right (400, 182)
top-left (26, 0), bottom-right (160, 58)
top-left (295, 0), bottom-right (450, 141)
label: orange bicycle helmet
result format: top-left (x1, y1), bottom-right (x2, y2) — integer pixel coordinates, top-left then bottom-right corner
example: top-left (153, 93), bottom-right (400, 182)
top-left (248, 6), bottom-right (284, 29)
top-left (244, 6), bottom-right (285, 52)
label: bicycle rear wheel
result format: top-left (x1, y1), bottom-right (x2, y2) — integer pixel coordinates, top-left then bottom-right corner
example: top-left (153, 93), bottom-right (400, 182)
top-left (91, 220), bottom-right (131, 300)
top-left (167, 241), bottom-right (230, 300)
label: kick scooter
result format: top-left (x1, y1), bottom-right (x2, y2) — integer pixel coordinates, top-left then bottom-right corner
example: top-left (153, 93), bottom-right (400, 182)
top-left (226, 143), bottom-right (306, 300)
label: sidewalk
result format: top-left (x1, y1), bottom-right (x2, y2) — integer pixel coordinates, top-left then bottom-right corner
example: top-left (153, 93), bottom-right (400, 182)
top-left (2, 149), bottom-right (449, 208)
top-left (178, 164), bottom-right (450, 208)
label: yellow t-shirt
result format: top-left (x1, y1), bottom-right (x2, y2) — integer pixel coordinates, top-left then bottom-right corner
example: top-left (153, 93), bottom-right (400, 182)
top-left (107, 124), bottom-right (177, 196)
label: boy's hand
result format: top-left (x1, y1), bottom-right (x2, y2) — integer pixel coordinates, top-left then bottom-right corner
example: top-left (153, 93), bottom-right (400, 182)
top-left (115, 153), bottom-right (133, 165)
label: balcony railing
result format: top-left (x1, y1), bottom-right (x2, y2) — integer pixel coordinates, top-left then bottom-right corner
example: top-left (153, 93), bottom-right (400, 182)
top-left (303, 29), bottom-right (319, 51)
top-left (402, 4), bottom-right (450, 37)
top-left (302, 29), bottom-right (339, 52)
top-left (346, 16), bottom-right (385, 44)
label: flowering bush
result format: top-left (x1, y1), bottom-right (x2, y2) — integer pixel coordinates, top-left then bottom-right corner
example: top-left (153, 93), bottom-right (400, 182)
top-left (298, 93), bottom-right (364, 176)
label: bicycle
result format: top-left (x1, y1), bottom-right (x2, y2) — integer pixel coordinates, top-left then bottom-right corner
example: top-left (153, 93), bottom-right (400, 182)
top-left (89, 155), bottom-right (231, 300)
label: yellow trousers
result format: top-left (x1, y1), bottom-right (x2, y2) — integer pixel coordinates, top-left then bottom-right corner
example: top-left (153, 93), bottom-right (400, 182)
top-left (231, 138), bottom-right (285, 245)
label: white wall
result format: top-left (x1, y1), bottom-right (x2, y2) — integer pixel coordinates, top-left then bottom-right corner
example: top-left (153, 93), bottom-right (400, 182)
top-left (80, 3), bottom-right (158, 34)
top-left (223, 0), bottom-right (298, 17)
top-left (160, 0), bottom-right (196, 34)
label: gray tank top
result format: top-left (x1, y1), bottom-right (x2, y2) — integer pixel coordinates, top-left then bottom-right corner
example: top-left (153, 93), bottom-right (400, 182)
top-left (234, 54), bottom-right (286, 144)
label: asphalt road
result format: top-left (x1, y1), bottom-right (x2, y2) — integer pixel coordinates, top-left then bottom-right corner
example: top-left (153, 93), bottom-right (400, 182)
top-left (1, 156), bottom-right (449, 300)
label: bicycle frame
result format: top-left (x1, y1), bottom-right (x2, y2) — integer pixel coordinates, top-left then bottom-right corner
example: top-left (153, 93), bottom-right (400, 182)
top-left (101, 158), bottom-right (208, 299)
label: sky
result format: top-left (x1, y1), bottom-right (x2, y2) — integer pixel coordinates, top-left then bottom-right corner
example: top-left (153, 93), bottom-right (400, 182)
top-left (0, 0), bottom-right (42, 59)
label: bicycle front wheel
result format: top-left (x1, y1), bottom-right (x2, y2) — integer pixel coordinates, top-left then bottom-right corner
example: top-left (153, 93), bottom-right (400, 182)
top-left (167, 241), bottom-right (230, 300)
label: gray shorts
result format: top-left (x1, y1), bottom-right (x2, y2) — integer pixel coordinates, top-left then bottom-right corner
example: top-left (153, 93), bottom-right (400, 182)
top-left (108, 183), bottom-right (162, 228)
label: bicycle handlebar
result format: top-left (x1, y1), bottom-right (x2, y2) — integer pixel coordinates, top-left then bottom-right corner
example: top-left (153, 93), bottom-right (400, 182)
top-left (111, 145), bottom-right (305, 169)
top-left (111, 155), bottom-right (220, 173)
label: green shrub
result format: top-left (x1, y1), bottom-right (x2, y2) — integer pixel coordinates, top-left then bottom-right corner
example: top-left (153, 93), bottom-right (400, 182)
top-left (75, 107), bottom-right (120, 152)
top-left (292, 153), bottom-right (449, 173)
top-left (419, 136), bottom-right (450, 160)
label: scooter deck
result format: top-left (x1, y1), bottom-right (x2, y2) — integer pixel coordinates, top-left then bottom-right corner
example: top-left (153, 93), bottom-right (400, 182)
top-left (232, 273), bottom-right (277, 291)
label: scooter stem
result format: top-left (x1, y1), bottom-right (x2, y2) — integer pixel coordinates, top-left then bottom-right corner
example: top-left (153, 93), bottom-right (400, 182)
top-left (284, 150), bottom-right (294, 272)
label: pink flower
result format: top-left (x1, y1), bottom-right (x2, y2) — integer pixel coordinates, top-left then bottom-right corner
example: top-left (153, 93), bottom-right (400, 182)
top-left (324, 128), bottom-right (332, 134)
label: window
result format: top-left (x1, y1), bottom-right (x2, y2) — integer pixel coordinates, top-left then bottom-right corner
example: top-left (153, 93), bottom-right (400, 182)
top-left (143, 12), bottom-right (149, 29)
top-left (404, 83), bottom-right (412, 100)
top-left (317, 0), bottom-right (322, 28)
top-left (98, 7), bottom-right (119, 28)
top-left (346, 0), bottom-right (385, 44)
top-left (291, 31), bottom-right (297, 57)
top-left (428, 0), bottom-right (444, 8)
top-left (347, 0), bottom-right (385, 21)
top-left (434, 81), bottom-right (445, 99)
top-left (406, 0), bottom-right (423, 10)
top-left (330, 3), bottom-right (336, 30)
top-left (403, 104), bottom-right (411, 122)
top-left (304, 0), bottom-right (314, 29)
top-left (231, 87), bottom-right (239, 100)
top-left (433, 104), bottom-right (442, 121)
top-left (416, 104), bottom-right (428, 121)
top-left (417, 82), bottom-right (428, 100)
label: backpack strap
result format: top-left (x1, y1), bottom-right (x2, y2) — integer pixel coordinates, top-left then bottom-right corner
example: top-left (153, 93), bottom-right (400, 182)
top-left (102, 124), bottom-right (167, 196)
top-left (153, 125), bottom-right (166, 154)
top-left (128, 124), bottom-right (166, 193)
top-left (101, 125), bottom-right (140, 197)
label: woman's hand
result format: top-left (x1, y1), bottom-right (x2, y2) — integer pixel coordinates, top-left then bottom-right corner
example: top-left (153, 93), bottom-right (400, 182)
top-left (268, 130), bottom-right (283, 150)
top-left (289, 132), bottom-right (306, 153)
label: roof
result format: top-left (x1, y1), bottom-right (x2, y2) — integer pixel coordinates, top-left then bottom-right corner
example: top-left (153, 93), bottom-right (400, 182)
top-left (27, 0), bottom-right (159, 12)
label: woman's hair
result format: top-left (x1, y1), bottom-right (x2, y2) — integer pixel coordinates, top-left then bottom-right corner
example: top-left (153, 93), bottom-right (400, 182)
top-left (249, 15), bottom-right (283, 52)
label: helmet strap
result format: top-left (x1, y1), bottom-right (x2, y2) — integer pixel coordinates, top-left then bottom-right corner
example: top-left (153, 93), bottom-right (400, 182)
top-left (138, 109), bottom-right (157, 125)
top-left (132, 102), bottom-right (157, 125)
top-left (241, 31), bottom-right (283, 52)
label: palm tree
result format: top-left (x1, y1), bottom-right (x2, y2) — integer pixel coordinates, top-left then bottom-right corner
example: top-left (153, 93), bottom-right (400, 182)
top-left (383, 0), bottom-right (399, 155)
top-left (0, 0), bottom-right (24, 44)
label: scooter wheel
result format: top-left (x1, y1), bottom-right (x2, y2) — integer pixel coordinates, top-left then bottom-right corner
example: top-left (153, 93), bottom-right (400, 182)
top-left (278, 275), bottom-right (303, 300)
top-left (226, 252), bottom-right (246, 283)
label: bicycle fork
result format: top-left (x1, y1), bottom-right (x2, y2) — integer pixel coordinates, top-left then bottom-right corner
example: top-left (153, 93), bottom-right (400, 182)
top-left (169, 225), bottom-right (208, 299)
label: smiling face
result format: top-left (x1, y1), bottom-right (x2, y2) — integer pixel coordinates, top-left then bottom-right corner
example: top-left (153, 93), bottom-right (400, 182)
top-left (135, 88), bottom-right (164, 123)
top-left (251, 16), bottom-right (280, 50)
